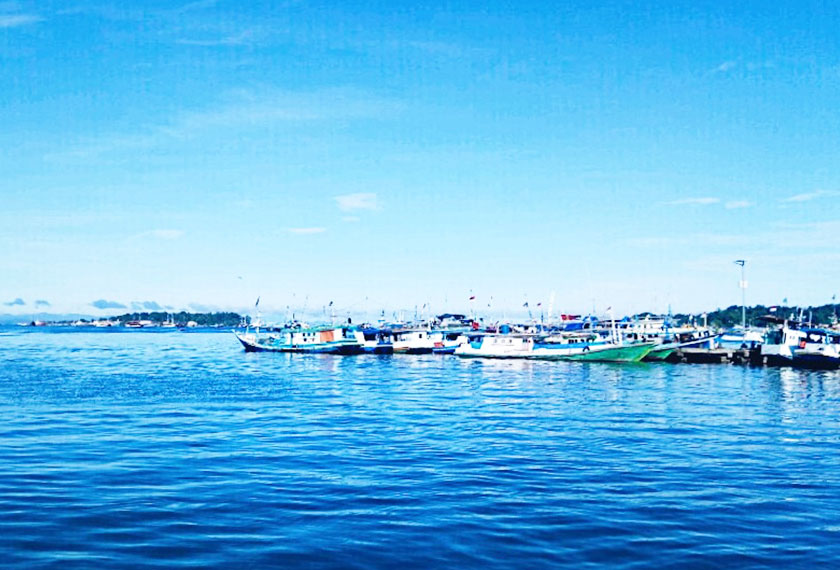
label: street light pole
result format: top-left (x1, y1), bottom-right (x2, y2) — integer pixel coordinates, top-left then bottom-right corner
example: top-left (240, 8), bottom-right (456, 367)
top-left (734, 260), bottom-right (746, 329)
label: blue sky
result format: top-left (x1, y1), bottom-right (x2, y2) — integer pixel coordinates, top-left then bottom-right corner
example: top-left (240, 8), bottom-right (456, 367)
top-left (2, 0), bottom-right (839, 319)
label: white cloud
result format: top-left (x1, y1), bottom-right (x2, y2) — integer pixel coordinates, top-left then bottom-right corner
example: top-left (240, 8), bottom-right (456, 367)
top-left (176, 29), bottom-right (261, 47)
top-left (664, 197), bottom-right (720, 206)
top-left (0, 12), bottom-right (41, 28)
top-left (781, 190), bottom-right (839, 203)
top-left (725, 200), bottom-right (753, 209)
top-left (712, 60), bottom-right (737, 74)
top-left (334, 192), bottom-right (379, 211)
top-left (288, 227), bottom-right (326, 235)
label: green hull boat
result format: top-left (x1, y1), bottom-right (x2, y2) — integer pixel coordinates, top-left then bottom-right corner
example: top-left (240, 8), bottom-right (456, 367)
top-left (559, 342), bottom-right (655, 363)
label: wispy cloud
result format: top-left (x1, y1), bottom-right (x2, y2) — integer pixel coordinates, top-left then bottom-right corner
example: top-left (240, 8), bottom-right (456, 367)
top-left (781, 190), bottom-right (839, 203)
top-left (189, 302), bottom-right (219, 312)
top-left (0, 2), bottom-right (41, 28)
top-left (712, 60), bottom-right (737, 74)
top-left (3, 297), bottom-right (24, 307)
top-left (173, 89), bottom-right (399, 132)
top-left (132, 301), bottom-right (163, 311)
top-left (334, 192), bottom-right (380, 212)
top-left (663, 197), bottom-right (720, 206)
top-left (630, 219), bottom-right (840, 253)
top-left (49, 89), bottom-right (401, 161)
top-left (176, 29), bottom-right (262, 47)
top-left (135, 229), bottom-right (185, 240)
top-left (725, 200), bottom-right (753, 209)
top-left (34, 299), bottom-right (51, 307)
top-left (178, 0), bottom-right (220, 12)
top-left (91, 299), bottom-right (126, 310)
top-left (288, 227), bottom-right (326, 235)
top-left (0, 13), bottom-right (39, 27)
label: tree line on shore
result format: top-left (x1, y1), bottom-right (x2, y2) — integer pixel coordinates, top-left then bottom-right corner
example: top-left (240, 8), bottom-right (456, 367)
top-left (674, 304), bottom-right (839, 329)
top-left (116, 305), bottom-right (838, 329)
top-left (25, 304), bottom-right (840, 330)
top-left (114, 311), bottom-right (244, 327)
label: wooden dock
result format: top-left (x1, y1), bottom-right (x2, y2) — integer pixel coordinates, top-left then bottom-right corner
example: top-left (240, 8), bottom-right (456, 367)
top-left (672, 348), bottom-right (753, 365)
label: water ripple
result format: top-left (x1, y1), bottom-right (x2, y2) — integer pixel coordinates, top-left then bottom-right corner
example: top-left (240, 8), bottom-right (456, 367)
top-left (0, 329), bottom-right (839, 568)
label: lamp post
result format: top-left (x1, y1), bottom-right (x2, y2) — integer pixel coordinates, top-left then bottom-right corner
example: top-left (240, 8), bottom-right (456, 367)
top-left (734, 260), bottom-right (746, 329)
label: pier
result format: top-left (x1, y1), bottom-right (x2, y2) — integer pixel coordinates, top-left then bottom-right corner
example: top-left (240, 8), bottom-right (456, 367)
top-left (670, 348), bottom-right (754, 365)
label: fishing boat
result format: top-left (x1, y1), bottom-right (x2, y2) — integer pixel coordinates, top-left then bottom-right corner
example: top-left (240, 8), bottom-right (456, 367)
top-left (454, 332), bottom-right (536, 358)
top-left (643, 331), bottom-right (719, 362)
top-left (790, 328), bottom-right (840, 370)
top-left (430, 330), bottom-right (465, 354)
top-left (531, 332), bottom-right (655, 363)
top-left (552, 341), bottom-right (654, 363)
top-left (391, 328), bottom-right (436, 354)
top-left (759, 322), bottom-right (806, 367)
top-left (354, 328), bottom-right (394, 354)
top-left (718, 327), bottom-right (764, 349)
top-left (234, 325), bottom-right (363, 354)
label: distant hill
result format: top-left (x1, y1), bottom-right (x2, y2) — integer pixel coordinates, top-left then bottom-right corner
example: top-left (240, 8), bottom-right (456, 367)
top-left (0, 313), bottom-right (96, 324)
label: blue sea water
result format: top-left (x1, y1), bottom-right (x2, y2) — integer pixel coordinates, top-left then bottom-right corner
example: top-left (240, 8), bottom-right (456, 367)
top-left (1, 328), bottom-right (839, 568)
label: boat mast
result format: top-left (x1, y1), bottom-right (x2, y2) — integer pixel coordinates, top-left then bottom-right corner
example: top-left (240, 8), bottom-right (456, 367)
top-left (254, 296), bottom-right (261, 335)
top-left (735, 260), bottom-right (746, 329)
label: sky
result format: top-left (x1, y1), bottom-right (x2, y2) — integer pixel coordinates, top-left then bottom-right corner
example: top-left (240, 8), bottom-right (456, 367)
top-left (2, 0), bottom-right (839, 320)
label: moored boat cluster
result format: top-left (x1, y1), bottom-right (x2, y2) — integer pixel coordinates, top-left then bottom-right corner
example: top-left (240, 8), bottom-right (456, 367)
top-left (234, 312), bottom-right (840, 369)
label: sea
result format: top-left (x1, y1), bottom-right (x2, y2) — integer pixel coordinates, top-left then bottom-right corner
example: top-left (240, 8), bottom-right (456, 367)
top-left (1, 327), bottom-right (839, 569)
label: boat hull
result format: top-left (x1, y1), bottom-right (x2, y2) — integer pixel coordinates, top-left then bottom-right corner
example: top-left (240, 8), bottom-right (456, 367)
top-left (363, 345), bottom-right (394, 354)
top-left (555, 343), bottom-right (655, 363)
top-left (644, 335), bottom-right (720, 362)
top-left (643, 347), bottom-right (676, 362)
top-left (393, 347), bottom-right (434, 355)
top-left (235, 332), bottom-right (363, 354)
top-left (791, 353), bottom-right (840, 370)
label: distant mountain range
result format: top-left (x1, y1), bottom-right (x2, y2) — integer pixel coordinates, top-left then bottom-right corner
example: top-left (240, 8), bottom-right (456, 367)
top-left (0, 311), bottom-right (244, 327)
